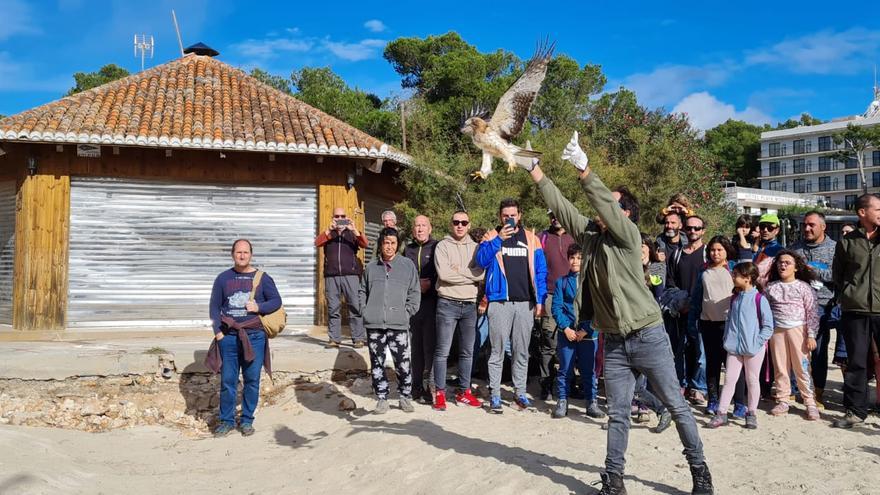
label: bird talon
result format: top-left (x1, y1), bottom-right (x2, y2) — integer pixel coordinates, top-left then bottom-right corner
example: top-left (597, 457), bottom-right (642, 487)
top-left (470, 171), bottom-right (486, 180)
top-left (507, 164), bottom-right (517, 173)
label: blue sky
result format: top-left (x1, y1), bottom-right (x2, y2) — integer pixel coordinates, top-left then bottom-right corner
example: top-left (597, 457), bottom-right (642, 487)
top-left (1, 0), bottom-right (879, 131)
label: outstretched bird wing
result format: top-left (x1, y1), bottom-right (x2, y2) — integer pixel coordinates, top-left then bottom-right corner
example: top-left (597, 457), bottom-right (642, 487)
top-left (488, 39), bottom-right (555, 140)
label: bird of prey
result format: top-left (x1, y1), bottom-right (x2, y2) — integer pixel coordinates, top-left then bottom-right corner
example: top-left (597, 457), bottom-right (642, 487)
top-left (461, 39), bottom-right (555, 179)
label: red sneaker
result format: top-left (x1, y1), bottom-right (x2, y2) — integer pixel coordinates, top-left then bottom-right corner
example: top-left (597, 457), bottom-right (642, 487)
top-left (455, 388), bottom-right (483, 408)
top-left (433, 390), bottom-right (447, 411)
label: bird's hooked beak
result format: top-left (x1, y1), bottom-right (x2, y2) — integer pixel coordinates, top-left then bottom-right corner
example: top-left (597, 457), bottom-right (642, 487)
top-left (461, 124), bottom-right (473, 135)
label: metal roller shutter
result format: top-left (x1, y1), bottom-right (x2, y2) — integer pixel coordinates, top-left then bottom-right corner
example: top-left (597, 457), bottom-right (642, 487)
top-left (68, 178), bottom-right (316, 328)
top-left (362, 194), bottom-right (396, 261)
top-left (0, 181), bottom-right (15, 325)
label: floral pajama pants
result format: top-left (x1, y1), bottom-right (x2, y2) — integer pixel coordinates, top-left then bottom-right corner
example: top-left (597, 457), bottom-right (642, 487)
top-left (367, 328), bottom-right (413, 400)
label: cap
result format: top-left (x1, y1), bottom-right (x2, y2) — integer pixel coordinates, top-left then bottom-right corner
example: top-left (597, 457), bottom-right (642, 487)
top-left (758, 213), bottom-right (780, 226)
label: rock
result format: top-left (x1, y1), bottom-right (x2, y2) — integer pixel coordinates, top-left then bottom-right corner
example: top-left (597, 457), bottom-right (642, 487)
top-left (338, 397), bottom-right (356, 411)
top-left (120, 402), bottom-right (138, 419)
top-left (61, 398), bottom-right (77, 411)
top-left (81, 400), bottom-right (108, 416)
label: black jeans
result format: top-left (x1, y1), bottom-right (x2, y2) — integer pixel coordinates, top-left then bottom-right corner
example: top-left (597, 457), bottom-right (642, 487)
top-left (409, 295), bottom-right (437, 394)
top-left (699, 320), bottom-right (725, 402)
top-left (840, 312), bottom-right (880, 419)
top-left (811, 303), bottom-right (840, 390)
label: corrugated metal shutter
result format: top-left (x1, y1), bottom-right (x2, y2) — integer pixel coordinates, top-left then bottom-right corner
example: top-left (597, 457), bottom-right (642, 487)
top-left (0, 181), bottom-right (15, 325)
top-left (362, 195), bottom-right (396, 261)
top-left (68, 178), bottom-right (316, 328)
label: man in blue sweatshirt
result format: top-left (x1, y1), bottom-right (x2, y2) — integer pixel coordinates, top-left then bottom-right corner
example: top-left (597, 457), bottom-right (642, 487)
top-left (209, 239), bottom-right (282, 437)
top-left (477, 198), bottom-right (548, 413)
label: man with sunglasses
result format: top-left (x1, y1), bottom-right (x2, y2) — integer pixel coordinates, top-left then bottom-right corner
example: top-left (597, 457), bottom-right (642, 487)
top-left (433, 211), bottom-right (485, 410)
top-left (315, 207), bottom-right (368, 348)
top-left (669, 216), bottom-right (709, 406)
top-left (753, 213), bottom-right (783, 288)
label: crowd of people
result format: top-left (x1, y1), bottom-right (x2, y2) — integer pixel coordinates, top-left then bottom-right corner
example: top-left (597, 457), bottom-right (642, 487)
top-left (210, 132), bottom-right (880, 495)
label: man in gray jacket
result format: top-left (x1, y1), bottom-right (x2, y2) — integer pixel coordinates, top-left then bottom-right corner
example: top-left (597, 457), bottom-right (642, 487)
top-left (789, 210), bottom-right (837, 406)
top-left (360, 227), bottom-right (421, 414)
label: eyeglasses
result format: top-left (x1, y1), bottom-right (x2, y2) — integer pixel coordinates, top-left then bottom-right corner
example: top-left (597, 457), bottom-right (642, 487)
top-left (452, 220), bottom-right (470, 227)
top-left (683, 226), bottom-right (704, 232)
top-left (333, 214), bottom-right (347, 219)
top-left (777, 260), bottom-right (794, 267)
top-left (758, 224), bottom-right (777, 231)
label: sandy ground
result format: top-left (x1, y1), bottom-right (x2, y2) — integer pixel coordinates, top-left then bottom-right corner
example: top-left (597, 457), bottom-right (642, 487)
top-left (2, 369), bottom-right (880, 495)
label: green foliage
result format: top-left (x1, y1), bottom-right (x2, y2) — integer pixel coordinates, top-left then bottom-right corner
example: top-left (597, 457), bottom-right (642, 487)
top-left (530, 56), bottom-right (606, 130)
top-left (832, 123), bottom-right (880, 194)
top-left (704, 119), bottom-right (762, 186)
top-left (250, 68), bottom-right (292, 94)
top-left (291, 67), bottom-right (400, 144)
top-left (67, 64), bottom-right (130, 96)
top-left (765, 113), bottom-right (824, 130)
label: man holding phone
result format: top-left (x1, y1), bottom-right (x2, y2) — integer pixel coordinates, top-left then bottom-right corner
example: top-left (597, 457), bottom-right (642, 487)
top-left (476, 198), bottom-right (547, 413)
top-left (315, 207), bottom-right (369, 348)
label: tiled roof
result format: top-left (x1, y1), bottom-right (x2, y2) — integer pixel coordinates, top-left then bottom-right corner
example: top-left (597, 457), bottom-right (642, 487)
top-left (0, 53), bottom-right (409, 164)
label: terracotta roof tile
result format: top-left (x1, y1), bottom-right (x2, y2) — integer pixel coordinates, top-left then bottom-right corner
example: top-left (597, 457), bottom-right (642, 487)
top-left (0, 53), bottom-right (408, 164)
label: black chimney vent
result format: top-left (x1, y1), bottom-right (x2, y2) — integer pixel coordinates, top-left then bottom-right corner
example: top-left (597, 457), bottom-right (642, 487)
top-left (184, 42), bottom-right (219, 57)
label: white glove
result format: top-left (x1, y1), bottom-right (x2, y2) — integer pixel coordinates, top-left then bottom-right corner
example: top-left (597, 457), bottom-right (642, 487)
top-left (514, 141), bottom-right (539, 172)
top-left (561, 131), bottom-right (588, 171)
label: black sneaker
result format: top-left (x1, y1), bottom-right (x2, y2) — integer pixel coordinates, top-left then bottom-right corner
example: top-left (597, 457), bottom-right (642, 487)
top-left (551, 399), bottom-right (568, 419)
top-left (239, 423), bottom-right (255, 436)
top-left (832, 410), bottom-right (865, 429)
top-left (690, 463), bottom-right (714, 495)
top-left (594, 472), bottom-right (627, 495)
top-left (651, 410), bottom-right (672, 434)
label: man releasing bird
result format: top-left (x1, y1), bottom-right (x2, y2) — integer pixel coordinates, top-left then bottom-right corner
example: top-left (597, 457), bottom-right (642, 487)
top-left (461, 40), bottom-right (554, 179)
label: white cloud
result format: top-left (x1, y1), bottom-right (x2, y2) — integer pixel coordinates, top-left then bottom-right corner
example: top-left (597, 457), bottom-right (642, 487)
top-left (672, 92), bottom-right (772, 132)
top-left (0, 0), bottom-right (39, 40)
top-left (620, 64), bottom-right (732, 109)
top-left (364, 20), bottom-right (386, 33)
top-left (229, 37), bottom-right (313, 60)
top-left (745, 28), bottom-right (880, 75)
top-left (323, 39), bottom-right (386, 62)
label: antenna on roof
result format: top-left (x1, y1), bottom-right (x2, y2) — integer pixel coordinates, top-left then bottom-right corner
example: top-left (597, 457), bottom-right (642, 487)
top-left (133, 34), bottom-right (154, 71)
top-left (171, 10), bottom-right (184, 57)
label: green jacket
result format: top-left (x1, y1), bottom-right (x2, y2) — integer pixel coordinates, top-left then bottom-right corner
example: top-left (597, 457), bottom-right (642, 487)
top-left (832, 227), bottom-right (880, 314)
top-left (537, 173), bottom-right (662, 337)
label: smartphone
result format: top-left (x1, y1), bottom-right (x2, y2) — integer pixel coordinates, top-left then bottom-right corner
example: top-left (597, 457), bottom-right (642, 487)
top-left (505, 218), bottom-right (516, 229)
top-left (336, 218), bottom-right (352, 227)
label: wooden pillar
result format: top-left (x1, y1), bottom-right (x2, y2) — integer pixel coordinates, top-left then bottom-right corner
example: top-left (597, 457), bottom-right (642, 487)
top-left (315, 167), bottom-right (361, 326)
top-left (12, 173), bottom-right (70, 330)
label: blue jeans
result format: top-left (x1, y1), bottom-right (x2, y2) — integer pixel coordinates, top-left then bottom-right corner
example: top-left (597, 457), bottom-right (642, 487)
top-left (474, 312), bottom-right (489, 356)
top-left (434, 298), bottom-right (477, 391)
top-left (219, 330), bottom-right (266, 426)
top-left (556, 322), bottom-right (598, 402)
top-left (604, 323), bottom-right (705, 475)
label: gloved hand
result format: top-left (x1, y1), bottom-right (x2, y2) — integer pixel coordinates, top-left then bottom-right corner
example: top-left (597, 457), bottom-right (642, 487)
top-left (514, 141), bottom-right (539, 172)
top-left (561, 131), bottom-right (588, 171)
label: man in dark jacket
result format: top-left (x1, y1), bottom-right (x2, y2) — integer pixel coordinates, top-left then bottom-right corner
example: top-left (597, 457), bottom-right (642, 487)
top-left (360, 228), bottom-right (421, 414)
top-left (403, 215), bottom-right (439, 403)
top-left (315, 207), bottom-right (368, 348)
top-left (832, 194), bottom-right (880, 428)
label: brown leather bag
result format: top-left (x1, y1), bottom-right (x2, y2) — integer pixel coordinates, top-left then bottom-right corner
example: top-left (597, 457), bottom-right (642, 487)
top-left (250, 270), bottom-right (287, 338)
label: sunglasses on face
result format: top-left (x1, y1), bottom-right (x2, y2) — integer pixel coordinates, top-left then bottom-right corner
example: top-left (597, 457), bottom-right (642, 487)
top-left (758, 224), bottom-right (777, 231)
top-left (333, 214), bottom-right (347, 219)
top-left (452, 220), bottom-right (470, 227)
top-left (683, 226), bottom-right (704, 232)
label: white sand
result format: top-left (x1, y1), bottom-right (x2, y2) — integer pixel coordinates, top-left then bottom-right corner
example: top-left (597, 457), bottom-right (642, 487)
top-left (2, 375), bottom-right (880, 495)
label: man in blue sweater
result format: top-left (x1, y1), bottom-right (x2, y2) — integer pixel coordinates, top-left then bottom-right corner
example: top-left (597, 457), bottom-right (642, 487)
top-left (209, 239), bottom-right (282, 437)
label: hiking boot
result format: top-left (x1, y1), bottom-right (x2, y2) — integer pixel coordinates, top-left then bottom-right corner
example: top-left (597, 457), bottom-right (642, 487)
top-left (705, 400), bottom-right (718, 416)
top-left (455, 388), bottom-right (483, 408)
top-left (417, 388), bottom-right (433, 405)
top-left (433, 390), bottom-right (447, 411)
top-left (325, 340), bottom-right (340, 349)
top-left (690, 463), bottom-right (714, 495)
top-left (731, 403), bottom-right (747, 419)
top-left (745, 412), bottom-right (758, 429)
top-left (213, 422), bottom-right (235, 437)
top-left (374, 399), bottom-right (389, 414)
top-left (552, 399), bottom-right (568, 419)
top-left (815, 388), bottom-right (825, 410)
top-left (805, 405), bottom-right (820, 421)
top-left (832, 410), bottom-right (865, 429)
top-left (652, 410), bottom-right (672, 433)
top-left (399, 397), bottom-right (415, 413)
top-left (595, 472), bottom-right (627, 495)
top-left (586, 401), bottom-right (607, 419)
top-left (489, 395), bottom-right (503, 414)
top-left (239, 423), bottom-right (255, 437)
top-left (770, 402), bottom-right (789, 416)
top-left (705, 414), bottom-right (728, 429)
top-left (514, 394), bottom-right (532, 410)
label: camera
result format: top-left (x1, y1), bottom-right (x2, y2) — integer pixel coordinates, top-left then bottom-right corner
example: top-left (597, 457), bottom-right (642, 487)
top-left (336, 218), bottom-right (352, 227)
